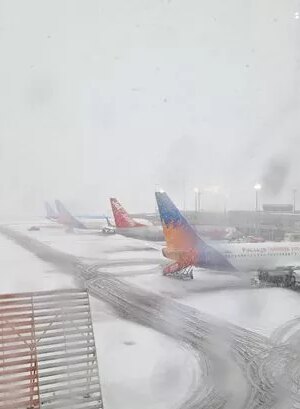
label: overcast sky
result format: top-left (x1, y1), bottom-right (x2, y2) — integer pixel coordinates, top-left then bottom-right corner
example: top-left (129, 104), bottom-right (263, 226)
top-left (0, 0), bottom-right (300, 216)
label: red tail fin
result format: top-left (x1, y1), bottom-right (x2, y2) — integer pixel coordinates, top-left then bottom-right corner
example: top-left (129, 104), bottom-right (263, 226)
top-left (110, 198), bottom-right (144, 228)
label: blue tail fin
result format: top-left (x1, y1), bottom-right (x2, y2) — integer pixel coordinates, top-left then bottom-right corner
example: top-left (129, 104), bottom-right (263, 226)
top-left (155, 192), bottom-right (203, 251)
top-left (155, 192), bottom-right (234, 271)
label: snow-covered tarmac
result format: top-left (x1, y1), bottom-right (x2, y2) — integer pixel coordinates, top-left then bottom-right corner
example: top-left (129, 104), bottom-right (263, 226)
top-left (2, 222), bottom-right (300, 408)
top-left (0, 228), bottom-right (196, 409)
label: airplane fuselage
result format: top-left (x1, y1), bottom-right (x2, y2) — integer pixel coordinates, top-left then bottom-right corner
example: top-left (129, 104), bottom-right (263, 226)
top-left (77, 218), bottom-right (107, 230)
top-left (198, 241), bottom-right (300, 272)
top-left (115, 225), bottom-right (238, 243)
top-left (115, 226), bottom-right (164, 241)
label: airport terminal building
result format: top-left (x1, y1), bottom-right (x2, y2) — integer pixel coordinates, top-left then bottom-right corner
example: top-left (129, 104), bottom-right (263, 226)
top-left (135, 204), bottom-right (300, 241)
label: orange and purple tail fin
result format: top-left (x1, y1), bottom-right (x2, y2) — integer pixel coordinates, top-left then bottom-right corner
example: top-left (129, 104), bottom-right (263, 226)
top-left (155, 192), bottom-right (234, 272)
top-left (155, 192), bottom-right (202, 252)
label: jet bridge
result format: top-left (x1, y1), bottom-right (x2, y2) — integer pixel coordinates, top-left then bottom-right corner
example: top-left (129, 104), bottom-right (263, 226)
top-left (0, 288), bottom-right (103, 409)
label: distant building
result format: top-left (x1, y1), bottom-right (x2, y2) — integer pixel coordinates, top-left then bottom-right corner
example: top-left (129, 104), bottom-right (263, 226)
top-left (262, 204), bottom-right (294, 213)
top-left (134, 204), bottom-right (300, 241)
top-left (227, 207), bottom-right (300, 241)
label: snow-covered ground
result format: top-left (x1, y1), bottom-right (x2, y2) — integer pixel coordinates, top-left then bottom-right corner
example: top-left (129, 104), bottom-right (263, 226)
top-left (92, 308), bottom-right (198, 409)
top-left (4, 221), bottom-right (300, 408)
top-left (8, 221), bottom-right (300, 337)
top-left (182, 287), bottom-right (300, 336)
top-left (0, 229), bottom-right (74, 294)
top-left (0, 228), bottom-right (196, 409)
top-left (127, 270), bottom-right (300, 336)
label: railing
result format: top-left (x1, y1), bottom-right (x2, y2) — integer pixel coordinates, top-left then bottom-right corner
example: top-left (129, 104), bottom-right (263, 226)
top-left (0, 289), bottom-right (103, 409)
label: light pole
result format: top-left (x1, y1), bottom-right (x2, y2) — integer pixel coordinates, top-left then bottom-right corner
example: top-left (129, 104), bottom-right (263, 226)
top-left (293, 189), bottom-right (297, 213)
top-left (194, 188), bottom-right (199, 212)
top-left (154, 185), bottom-right (164, 193)
top-left (154, 185), bottom-right (164, 213)
top-left (254, 184), bottom-right (262, 212)
top-left (224, 193), bottom-right (229, 215)
top-left (194, 188), bottom-right (201, 212)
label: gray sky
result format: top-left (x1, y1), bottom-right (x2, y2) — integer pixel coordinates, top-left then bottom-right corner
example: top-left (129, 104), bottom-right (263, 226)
top-left (0, 0), bottom-right (300, 216)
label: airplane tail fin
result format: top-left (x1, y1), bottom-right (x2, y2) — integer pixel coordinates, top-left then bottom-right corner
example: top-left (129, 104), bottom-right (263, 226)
top-left (155, 192), bottom-right (203, 253)
top-left (110, 198), bottom-right (144, 228)
top-left (155, 192), bottom-right (234, 272)
top-left (55, 200), bottom-right (87, 229)
top-left (45, 201), bottom-right (57, 220)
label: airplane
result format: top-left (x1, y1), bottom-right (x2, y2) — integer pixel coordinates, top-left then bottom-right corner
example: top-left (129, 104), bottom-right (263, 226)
top-left (110, 198), bottom-right (164, 241)
top-left (155, 191), bottom-right (300, 280)
top-left (55, 200), bottom-right (88, 230)
top-left (110, 197), bottom-right (245, 243)
top-left (54, 200), bottom-right (110, 232)
top-left (193, 225), bottom-right (241, 241)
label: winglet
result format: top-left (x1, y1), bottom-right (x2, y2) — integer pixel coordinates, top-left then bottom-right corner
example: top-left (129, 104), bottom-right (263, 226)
top-left (105, 216), bottom-right (114, 227)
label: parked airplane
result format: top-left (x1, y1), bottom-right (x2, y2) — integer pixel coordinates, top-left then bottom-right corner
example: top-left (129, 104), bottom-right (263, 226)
top-left (55, 200), bottom-right (88, 230)
top-left (110, 197), bottom-right (245, 243)
top-left (155, 191), bottom-right (300, 279)
top-left (54, 200), bottom-right (109, 231)
top-left (110, 198), bottom-right (164, 241)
